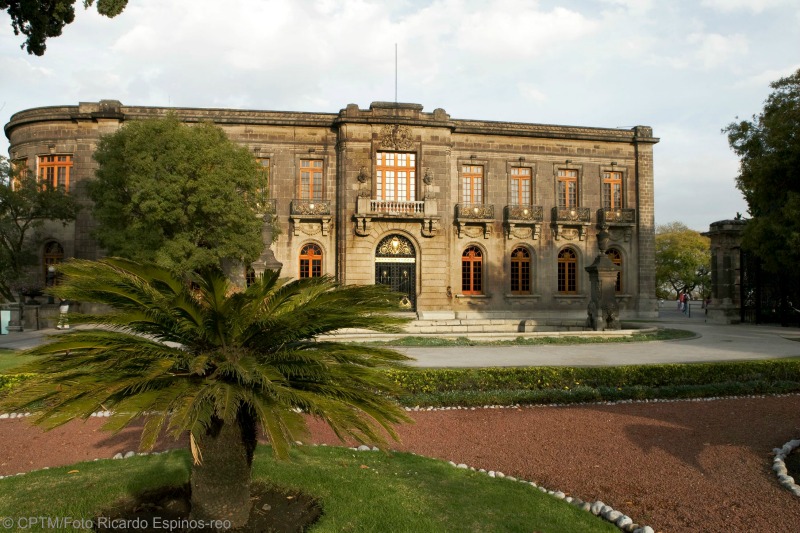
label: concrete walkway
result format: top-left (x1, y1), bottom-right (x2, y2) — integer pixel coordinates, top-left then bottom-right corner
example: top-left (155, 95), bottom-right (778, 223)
top-left (403, 304), bottom-right (800, 367)
top-left (2, 302), bottom-right (799, 367)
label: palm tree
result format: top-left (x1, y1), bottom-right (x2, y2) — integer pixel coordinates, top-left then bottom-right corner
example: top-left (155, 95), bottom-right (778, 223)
top-left (1, 258), bottom-right (412, 527)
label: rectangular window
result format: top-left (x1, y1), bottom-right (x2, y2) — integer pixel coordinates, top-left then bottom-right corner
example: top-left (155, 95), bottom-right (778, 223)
top-left (299, 159), bottom-right (323, 200)
top-left (557, 263), bottom-right (577, 293)
top-left (462, 165), bottom-right (484, 204)
top-left (38, 155), bottom-right (73, 191)
top-left (510, 167), bottom-right (531, 205)
top-left (510, 248), bottom-right (531, 294)
top-left (376, 152), bottom-right (416, 201)
top-left (602, 171), bottom-right (622, 209)
top-left (557, 169), bottom-right (577, 208)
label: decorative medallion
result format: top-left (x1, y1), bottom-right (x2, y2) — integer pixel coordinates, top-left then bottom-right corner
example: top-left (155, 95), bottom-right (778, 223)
top-left (380, 125), bottom-right (415, 150)
top-left (376, 234), bottom-right (415, 257)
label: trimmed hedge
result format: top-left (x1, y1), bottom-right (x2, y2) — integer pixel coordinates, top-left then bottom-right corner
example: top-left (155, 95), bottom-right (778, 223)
top-left (386, 360), bottom-right (800, 406)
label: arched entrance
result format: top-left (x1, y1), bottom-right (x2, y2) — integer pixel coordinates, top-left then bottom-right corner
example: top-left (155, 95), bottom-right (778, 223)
top-left (375, 234), bottom-right (416, 310)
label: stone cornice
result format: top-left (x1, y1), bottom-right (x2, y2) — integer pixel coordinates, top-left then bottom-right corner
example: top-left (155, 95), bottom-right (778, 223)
top-left (5, 101), bottom-right (659, 146)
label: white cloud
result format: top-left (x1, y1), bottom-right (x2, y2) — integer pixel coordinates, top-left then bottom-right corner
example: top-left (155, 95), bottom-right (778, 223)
top-left (700, 0), bottom-right (794, 13)
top-left (517, 82), bottom-right (548, 103)
top-left (1, 0), bottom-right (798, 226)
top-left (687, 33), bottom-right (749, 69)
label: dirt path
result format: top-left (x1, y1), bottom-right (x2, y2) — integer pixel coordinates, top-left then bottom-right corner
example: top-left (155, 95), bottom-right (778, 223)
top-left (2, 395), bottom-right (800, 532)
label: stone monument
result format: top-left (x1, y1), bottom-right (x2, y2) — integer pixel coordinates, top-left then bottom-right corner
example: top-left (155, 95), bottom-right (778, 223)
top-left (586, 225), bottom-right (621, 330)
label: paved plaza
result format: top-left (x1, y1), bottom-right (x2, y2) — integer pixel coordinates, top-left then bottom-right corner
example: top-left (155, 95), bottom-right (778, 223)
top-left (1, 301), bottom-right (799, 367)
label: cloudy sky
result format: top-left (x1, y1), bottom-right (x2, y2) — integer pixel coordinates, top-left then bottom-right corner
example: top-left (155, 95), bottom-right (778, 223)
top-left (1, 0), bottom-right (798, 230)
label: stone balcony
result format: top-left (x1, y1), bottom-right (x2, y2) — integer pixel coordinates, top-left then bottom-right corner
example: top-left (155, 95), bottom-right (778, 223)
top-left (504, 204), bottom-right (544, 240)
top-left (551, 206), bottom-right (591, 241)
top-left (455, 203), bottom-right (495, 238)
top-left (597, 207), bottom-right (636, 241)
top-left (290, 199), bottom-right (332, 236)
top-left (354, 197), bottom-right (440, 237)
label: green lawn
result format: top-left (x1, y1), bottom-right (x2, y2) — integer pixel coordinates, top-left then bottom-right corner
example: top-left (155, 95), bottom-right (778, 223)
top-left (0, 445), bottom-right (617, 533)
top-left (0, 349), bottom-right (35, 373)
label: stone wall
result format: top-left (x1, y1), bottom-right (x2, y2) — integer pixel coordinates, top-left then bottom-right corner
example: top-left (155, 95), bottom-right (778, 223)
top-left (4, 100), bottom-right (659, 319)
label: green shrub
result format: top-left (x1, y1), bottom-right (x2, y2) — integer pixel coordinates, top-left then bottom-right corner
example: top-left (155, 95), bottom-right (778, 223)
top-left (387, 360), bottom-right (800, 407)
top-left (0, 373), bottom-right (34, 396)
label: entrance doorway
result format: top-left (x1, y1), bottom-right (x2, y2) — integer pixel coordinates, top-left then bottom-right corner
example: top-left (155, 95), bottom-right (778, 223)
top-left (375, 234), bottom-right (416, 310)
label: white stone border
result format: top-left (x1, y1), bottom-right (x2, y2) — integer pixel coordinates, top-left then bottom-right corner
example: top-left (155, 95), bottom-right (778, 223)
top-left (772, 438), bottom-right (800, 497)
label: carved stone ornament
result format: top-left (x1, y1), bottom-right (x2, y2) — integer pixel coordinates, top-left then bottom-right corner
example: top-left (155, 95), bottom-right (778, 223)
top-left (609, 229), bottom-right (625, 241)
top-left (423, 169), bottom-right (433, 185)
top-left (509, 226), bottom-right (533, 240)
top-left (299, 222), bottom-right (321, 236)
top-left (380, 124), bottom-right (415, 150)
top-left (357, 167), bottom-right (368, 183)
top-left (560, 228), bottom-right (579, 241)
top-left (460, 226), bottom-right (485, 239)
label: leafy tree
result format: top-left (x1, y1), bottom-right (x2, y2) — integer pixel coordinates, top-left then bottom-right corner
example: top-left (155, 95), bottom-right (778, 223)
top-left (1, 258), bottom-right (412, 527)
top-left (1, 0), bottom-right (127, 55)
top-left (0, 156), bottom-right (79, 302)
top-left (724, 68), bottom-right (800, 278)
top-left (655, 222), bottom-right (710, 299)
top-left (89, 116), bottom-right (266, 277)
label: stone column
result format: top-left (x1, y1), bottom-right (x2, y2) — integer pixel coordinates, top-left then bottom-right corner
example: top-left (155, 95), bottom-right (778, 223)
top-left (633, 126), bottom-right (659, 318)
top-left (704, 219), bottom-right (746, 324)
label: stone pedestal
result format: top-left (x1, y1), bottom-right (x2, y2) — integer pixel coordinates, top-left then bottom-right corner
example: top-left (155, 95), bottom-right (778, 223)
top-left (251, 214), bottom-right (283, 275)
top-left (585, 254), bottom-right (621, 330)
top-left (4, 302), bottom-right (23, 332)
top-left (585, 226), bottom-right (621, 331)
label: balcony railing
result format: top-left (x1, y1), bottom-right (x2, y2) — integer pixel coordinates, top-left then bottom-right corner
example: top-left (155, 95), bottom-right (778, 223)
top-left (505, 204), bottom-right (544, 222)
top-left (256, 198), bottom-right (277, 215)
top-left (598, 207), bottom-right (636, 225)
top-left (551, 206), bottom-right (591, 224)
top-left (355, 197), bottom-right (440, 237)
top-left (456, 203), bottom-right (495, 220)
top-left (290, 199), bottom-right (332, 237)
top-left (290, 199), bottom-right (331, 216)
top-left (369, 199), bottom-right (424, 215)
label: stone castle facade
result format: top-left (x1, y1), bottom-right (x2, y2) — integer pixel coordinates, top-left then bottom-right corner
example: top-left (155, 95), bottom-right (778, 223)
top-left (4, 100), bottom-right (659, 320)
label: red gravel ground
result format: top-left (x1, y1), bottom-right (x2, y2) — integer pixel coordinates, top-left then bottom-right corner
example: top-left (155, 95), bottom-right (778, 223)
top-left (2, 395), bottom-right (800, 533)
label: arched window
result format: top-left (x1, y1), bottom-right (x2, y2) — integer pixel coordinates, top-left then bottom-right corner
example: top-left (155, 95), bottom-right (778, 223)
top-left (557, 248), bottom-right (577, 294)
top-left (43, 241), bottom-right (64, 286)
top-left (606, 248), bottom-right (622, 293)
top-left (246, 266), bottom-right (256, 287)
top-left (510, 247), bottom-right (531, 294)
top-left (299, 244), bottom-right (322, 279)
top-left (462, 246), bottom-right (483, 295)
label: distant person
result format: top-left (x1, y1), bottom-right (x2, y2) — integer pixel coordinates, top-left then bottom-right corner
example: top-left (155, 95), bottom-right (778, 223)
top-left (682, 292), bottom-right (690, 315)
top-left (56, 299), bottom-right (70, 329)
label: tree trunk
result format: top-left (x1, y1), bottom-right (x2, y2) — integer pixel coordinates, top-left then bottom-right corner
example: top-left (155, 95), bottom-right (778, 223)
top-left (190, 413), bottom-right (256, 528)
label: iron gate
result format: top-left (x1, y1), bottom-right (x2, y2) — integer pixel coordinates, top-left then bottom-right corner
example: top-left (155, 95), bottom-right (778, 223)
top-left (375, 234), bottom-right (416, 310)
